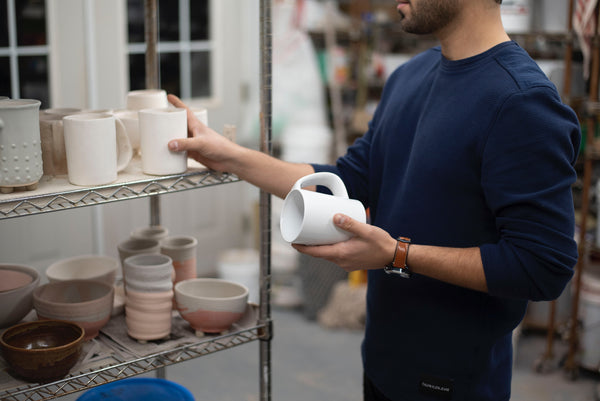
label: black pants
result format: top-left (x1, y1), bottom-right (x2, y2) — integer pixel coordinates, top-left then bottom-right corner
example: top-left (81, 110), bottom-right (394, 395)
top-left (364, 372), bottom-right (393, 401)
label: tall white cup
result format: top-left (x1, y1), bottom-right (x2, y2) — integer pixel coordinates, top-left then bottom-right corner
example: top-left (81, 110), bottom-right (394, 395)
top-left (280, 172), bottom-right (366, 245)
top-left (138, 108), bottom-right (187, 175)
top-left (63, 113), bottom-right (133, 186)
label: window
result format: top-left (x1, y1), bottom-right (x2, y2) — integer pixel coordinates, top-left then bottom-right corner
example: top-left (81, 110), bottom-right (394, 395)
top-left (0, 0), bottom-right (49, 107)
top-left (127, 0), bottom-right (212, 100)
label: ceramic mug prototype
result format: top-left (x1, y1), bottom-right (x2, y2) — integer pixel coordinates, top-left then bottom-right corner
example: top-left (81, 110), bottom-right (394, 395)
top-left (63, 113), bottom-right (133, 186)
top-left (138, 108), bottom-right (187, 175)
top-left (280, 172), bottom-right (366, 245)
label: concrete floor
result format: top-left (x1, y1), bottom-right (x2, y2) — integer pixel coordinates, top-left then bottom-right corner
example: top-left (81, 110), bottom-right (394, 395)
top-left (65, 307), bottom-right (600, 401)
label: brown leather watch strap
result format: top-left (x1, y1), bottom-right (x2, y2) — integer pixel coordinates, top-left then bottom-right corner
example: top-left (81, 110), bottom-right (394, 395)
top-left (392, 237), bottom-right (411, 268)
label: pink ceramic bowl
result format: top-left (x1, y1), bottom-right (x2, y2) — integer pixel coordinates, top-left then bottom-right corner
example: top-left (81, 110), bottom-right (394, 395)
top-left (33, 280), bottom-right (114, 340)
top-left (45, 255), bottom-right (118, 285)
top-left (0, 264), bottom-right (41, 328)
top-left (174, 278), bottom-right (248, 336)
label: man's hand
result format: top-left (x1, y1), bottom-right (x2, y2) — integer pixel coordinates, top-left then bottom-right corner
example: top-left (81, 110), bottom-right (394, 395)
top-left (292, 213), bottom-right (397, 272)
top-left (167, 94), bottom-right (237, 172)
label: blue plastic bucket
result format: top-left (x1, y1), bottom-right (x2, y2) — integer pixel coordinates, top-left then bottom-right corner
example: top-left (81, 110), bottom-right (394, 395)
top-left (77, 378), bottom-right (195, 401)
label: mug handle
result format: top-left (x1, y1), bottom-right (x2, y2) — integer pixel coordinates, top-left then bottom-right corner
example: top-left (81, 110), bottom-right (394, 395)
top-left (292, 172), bottom-right (349, 199)
top-left (114, 117), bottom-right (133, 172)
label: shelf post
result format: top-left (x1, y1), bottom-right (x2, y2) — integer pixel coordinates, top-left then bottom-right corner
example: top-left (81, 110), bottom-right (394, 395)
top-left (144, 0), bottom-right (162, 227)
top-left (259, 0), bottom-right (273, 399)
top-left (564, 1), bottom-right (600, 379)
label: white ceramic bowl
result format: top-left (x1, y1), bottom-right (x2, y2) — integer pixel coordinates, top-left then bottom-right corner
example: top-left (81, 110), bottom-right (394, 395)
top-left (33, 279), bottom-right (114, 340)
top-left (46, 255), bottom-right (118, 285)
top-left (174, 278), bottom-right (248, 335)
top-left (0, 264), bottom-right (40, 328)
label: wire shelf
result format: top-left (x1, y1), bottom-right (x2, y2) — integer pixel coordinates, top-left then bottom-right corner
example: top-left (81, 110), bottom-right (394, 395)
top-left (0, 322), bottom-right (267, 401)
top-left (0, 160), bottom-right (239, 219)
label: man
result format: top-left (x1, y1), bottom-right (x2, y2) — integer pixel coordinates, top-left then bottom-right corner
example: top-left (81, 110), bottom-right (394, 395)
top-left (168, 0), bottom-right (581, 399)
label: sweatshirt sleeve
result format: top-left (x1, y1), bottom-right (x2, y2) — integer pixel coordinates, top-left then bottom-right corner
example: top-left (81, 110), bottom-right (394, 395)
top-left (480, 86), bottom-right (581, 301)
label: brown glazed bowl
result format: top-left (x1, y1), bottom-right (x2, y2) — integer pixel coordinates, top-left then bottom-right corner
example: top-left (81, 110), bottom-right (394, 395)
top-left (33, 279), bottom-right (114, 340)
top-left (0, 319), bottom-right (84, 382)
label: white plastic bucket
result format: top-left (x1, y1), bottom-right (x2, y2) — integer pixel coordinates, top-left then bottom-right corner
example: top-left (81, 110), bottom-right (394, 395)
top-left (501, 0), bottom-right (532, 34)
top-left (580, 262), bottom-right (600, 370)
top-left (217, 249), bottom-right (259, 304)
top-left (281, 124), bottom-right (332, 164)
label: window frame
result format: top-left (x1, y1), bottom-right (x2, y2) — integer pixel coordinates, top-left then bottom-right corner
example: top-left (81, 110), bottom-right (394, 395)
top-left (126, 0), bottom-right (219, 104)
top-left (0, 0), bottom-right (50, 100)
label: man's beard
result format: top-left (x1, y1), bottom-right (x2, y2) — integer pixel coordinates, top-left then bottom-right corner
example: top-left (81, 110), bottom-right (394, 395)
top-left (399, 0), bottom-right (461, 35)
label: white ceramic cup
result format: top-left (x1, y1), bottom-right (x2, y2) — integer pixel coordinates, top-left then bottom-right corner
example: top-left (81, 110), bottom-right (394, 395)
top-left (123, 253), bottom-right (174, 293)
top-left (138, 108), bottom-right (187, 175)
top-left (126, 89), bottom-right (168, 111)
top-left (280, 172), bottom-right (366, 245)
top-left (63, 113), bottom-right (133, 186)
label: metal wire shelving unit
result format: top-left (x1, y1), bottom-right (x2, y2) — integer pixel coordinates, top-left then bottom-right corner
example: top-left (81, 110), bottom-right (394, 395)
top-left (0, 0), bottom-right (273, 399)
top-left (0, 324), bottom-right (266, 401)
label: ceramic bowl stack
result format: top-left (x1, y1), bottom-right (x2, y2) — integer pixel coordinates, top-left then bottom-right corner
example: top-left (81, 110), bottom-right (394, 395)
top-left (0, 264), bottom-right (41, 328)
top-left (0, 319), bottom-right (84, 382)
top-left (174, 278), bottom-right (248, 336)
top-left (33, 280), bottom-right (115, 340)
top-left (123, 253), bottom-right (174, 342)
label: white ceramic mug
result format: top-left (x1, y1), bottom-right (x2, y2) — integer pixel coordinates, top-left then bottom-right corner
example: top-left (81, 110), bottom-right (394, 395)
top-left (280, 172), bottom-right (366, 245)
top-left (138, 108), bottom-right (187, 175)
top-left (63, 112), bottom-right (133, 186)
top-left (126, 89), bottom-right (168, 111)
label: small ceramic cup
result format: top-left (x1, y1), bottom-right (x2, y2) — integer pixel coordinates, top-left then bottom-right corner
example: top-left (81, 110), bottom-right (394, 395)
top-left (138, 108), bottom-right (187, 175)
top-left (117, 238), bottom-right (161, 269)
top-left (130, 225), bottom-right (170, 243)
top-left (161, 236), bottom-right (198, 284)
top-left (123, 253), bottom-right (174, 293)
top-left (125, 288), bottom-right (173, 341)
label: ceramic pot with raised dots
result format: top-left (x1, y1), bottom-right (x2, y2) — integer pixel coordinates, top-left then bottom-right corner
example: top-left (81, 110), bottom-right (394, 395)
top-left (0, 99), bottom-right (43, 194)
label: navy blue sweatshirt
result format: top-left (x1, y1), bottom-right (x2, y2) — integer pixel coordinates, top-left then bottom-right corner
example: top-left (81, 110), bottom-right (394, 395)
top-left (313, 42), bottom-right (580, 400)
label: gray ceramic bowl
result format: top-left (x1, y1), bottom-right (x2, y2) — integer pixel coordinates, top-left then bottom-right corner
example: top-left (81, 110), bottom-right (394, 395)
top-left (33, 279), bottom-right (114, 340)
top-left (0, 264), bottom-right (40, 328)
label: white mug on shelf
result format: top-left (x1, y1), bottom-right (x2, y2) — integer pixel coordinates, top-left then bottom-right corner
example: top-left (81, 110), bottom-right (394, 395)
top-left (63, 112), bottom-right (133, 186)
top-left (280, 172), bottom-right (366, 245)
top-left (138, 108), bottom-right (187, 175)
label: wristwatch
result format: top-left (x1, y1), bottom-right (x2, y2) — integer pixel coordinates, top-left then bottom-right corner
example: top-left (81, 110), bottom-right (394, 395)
top-left (384, 236), bottom-right (411, 278)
